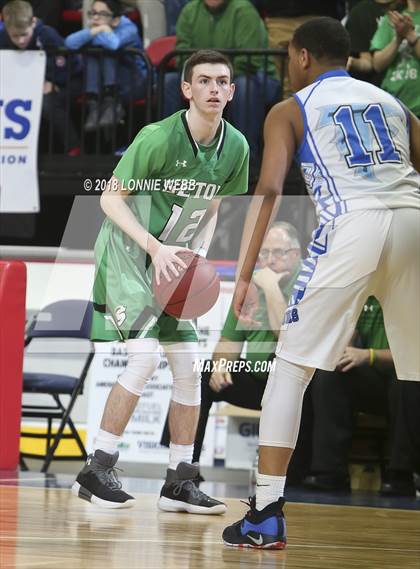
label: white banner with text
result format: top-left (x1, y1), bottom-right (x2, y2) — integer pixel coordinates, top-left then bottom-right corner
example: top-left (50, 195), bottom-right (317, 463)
top-left (0, 50), bottom-right (45, 212)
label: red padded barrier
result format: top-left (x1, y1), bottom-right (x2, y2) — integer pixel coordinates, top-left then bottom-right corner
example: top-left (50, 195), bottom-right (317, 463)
top-left (0, 261), bottom-right (26, 470)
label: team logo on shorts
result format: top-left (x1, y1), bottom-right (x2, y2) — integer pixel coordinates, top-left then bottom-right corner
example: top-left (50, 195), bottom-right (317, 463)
top-left (115, 305), bottom-right (127, 327)
top-left (283, 307), bottom-right (299, 325)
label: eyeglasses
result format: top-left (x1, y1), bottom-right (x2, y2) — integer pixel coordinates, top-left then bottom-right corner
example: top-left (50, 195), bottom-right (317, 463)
top-left (258, 247), bottom-right (298, 260)
top-left (87, 10), bottom-right (113, 18)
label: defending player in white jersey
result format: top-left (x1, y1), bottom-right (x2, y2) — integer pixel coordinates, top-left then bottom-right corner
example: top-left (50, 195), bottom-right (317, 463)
top-left (223, 16), bottom-right (420, 549)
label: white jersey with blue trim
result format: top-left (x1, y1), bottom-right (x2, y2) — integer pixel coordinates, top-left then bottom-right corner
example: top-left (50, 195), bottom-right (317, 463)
top-left (294, 70), bottom-right (420, 224)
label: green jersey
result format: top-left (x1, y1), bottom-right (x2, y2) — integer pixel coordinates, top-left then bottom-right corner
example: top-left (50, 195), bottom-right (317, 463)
top-left (92, 111), bottom-right (249, 342)
top-left (355, 296), bottom-right (389, 350)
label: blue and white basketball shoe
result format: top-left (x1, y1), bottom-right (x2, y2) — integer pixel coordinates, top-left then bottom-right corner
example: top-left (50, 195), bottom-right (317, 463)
top-left (223, 496), bottom-right (286, 549)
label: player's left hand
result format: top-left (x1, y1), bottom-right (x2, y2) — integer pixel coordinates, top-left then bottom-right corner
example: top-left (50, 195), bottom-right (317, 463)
top-left (336, 347), bottom-right (370, 372)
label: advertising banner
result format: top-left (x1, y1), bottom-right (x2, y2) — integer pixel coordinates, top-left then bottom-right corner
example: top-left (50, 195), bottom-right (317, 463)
top-left (0, 50), bottom-right (45, 213)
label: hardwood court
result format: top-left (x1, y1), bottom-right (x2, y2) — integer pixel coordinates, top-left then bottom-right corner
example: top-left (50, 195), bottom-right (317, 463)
top-left (0, 485), bottom-right (419, 569)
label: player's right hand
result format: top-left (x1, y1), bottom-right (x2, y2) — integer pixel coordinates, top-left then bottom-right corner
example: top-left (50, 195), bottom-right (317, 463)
top-left (151, 244), bottom-right (190, 285)
top-left (233, 278), bottom-right (260, 327)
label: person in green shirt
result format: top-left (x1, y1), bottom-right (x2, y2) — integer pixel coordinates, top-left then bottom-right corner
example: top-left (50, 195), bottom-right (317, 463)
top-left (346, 0), bottom-right (401, 82)
top-left (72, 50), bottom-right (249, 514)
top-left (371, 0), bottom-right (420, 116)
top-left (163, 0), bottom-right (280, 173)
top-left (304, 296), bottom-right (418, 496)
top-left (192, 222), bottom-right (302, 463)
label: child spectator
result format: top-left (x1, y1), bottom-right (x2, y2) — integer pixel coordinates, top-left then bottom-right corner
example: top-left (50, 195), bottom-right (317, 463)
top-left (66, 0), bottom-right (147, 130)
top-left (0, 0), bottom-right (80, 155)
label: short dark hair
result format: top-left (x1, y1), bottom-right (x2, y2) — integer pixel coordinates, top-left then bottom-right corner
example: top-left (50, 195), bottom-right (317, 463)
top-left (183, 50), bottom-right (234, 83)
top-left (291, 17), bottom-right (350, 66)
top-left (92, 0), bottom-right (123, 17)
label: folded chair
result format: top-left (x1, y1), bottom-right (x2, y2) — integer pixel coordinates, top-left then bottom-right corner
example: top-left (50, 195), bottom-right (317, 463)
top-left (21, 300), bottom-right (93, 473)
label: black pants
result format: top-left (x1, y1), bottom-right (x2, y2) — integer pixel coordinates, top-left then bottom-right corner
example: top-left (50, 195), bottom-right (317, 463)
top-left (310, 365), bottom-right (412, 475)
top-left (160, 359), bottom-right (312, 481)
top-left (388, 379), bottom-right (420, 472)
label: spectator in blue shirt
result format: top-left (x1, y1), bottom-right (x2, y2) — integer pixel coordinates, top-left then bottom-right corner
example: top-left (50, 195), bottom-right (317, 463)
top-left (65, 0), bottom-right (147, 130)
top-left (0, 0), bottom-right (80, 155)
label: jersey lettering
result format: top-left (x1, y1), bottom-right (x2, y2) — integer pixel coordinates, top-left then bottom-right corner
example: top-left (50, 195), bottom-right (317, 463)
top-left (333, 104), bottom-right (402, 168)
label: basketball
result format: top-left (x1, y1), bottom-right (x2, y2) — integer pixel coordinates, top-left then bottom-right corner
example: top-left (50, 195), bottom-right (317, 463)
top-left (152, 251), bottom-right (220, 319)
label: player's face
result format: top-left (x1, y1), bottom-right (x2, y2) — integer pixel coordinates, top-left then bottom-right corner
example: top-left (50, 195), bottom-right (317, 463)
top-left (288, 42), bottom-right (308, 92)
top-left (259, 228), bottom-right (300, 276)
top-left (182, 63), bottom-right (235, 115)
top-left (7, 22), bottom-right (35, 49)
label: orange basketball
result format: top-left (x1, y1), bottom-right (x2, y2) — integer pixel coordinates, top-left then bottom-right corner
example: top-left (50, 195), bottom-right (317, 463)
top-left (153, 252), bottom-right (220, 319)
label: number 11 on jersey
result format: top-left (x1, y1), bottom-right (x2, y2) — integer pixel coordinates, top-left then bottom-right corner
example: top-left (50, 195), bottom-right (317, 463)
top-left (333, 104), bottom-right (402, 168)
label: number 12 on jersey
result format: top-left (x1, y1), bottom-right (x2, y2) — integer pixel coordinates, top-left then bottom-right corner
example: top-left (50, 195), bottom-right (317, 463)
top-left (158, 204), bottom-right (207, 243)
top-left (333, 104), bottom-right (402, 168)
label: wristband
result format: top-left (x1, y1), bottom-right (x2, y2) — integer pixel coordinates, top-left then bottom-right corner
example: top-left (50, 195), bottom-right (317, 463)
top-left (369, 348), bottom-right (376, 366)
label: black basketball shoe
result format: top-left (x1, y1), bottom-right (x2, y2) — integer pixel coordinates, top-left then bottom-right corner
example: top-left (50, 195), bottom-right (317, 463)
top-left (72, 450), bottom-right (136, 508)
top-left (223, 496), bottom-right (286, 549)
top-left (158, 462), bottom-right (226, 514)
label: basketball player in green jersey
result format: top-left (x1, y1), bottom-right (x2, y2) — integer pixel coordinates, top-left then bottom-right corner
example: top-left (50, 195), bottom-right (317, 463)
top-left (72, 50), bottom-right (249, 513)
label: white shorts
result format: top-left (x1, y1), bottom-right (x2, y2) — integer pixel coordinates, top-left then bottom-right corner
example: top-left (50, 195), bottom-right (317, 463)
top-left (277, 208), bottom-right (420, 381)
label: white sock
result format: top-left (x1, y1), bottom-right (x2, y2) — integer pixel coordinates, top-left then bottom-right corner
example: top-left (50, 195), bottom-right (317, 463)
top-left (94, 429), bottom-right (121, 455)
top-left (168, 443), bottom-right (194, 470)
top-left (256, 472), bottom-right (286, 511)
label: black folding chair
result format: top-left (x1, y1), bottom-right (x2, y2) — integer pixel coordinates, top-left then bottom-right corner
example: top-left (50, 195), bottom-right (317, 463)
top-left (21, 300), bottom-right (94, 473)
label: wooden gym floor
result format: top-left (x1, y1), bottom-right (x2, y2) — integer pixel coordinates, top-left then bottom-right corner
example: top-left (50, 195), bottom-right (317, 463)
top-left (0, 479), bottom-right (419, 569)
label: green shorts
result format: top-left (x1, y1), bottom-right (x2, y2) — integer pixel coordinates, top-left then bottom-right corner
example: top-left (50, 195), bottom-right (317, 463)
top-left (91, 220), bottom-right (198, 344)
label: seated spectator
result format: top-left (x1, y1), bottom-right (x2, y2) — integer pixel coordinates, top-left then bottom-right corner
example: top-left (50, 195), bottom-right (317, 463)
top-left (83, 0), bottom-right (166, 47)
top-left (304, 296), bottom-right (419, 496)
top-left (0, 0), bottom-right (80, 155)
top-left (371, 0), bottom-right (420, 117)
top-left (162, 0), bottom-right (280, 174)
top-left (66, 0), bottom-right (147, 130)
top-left (161, 222), bottom-right (311, 483)
top-left (0, 0), bottom-right (63, 28)
top-left (346, 0), bottom-right (401, 82)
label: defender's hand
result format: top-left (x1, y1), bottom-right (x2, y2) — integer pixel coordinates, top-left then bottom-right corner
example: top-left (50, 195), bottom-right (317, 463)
top-left (233, 278), bottom-right (260, 327)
